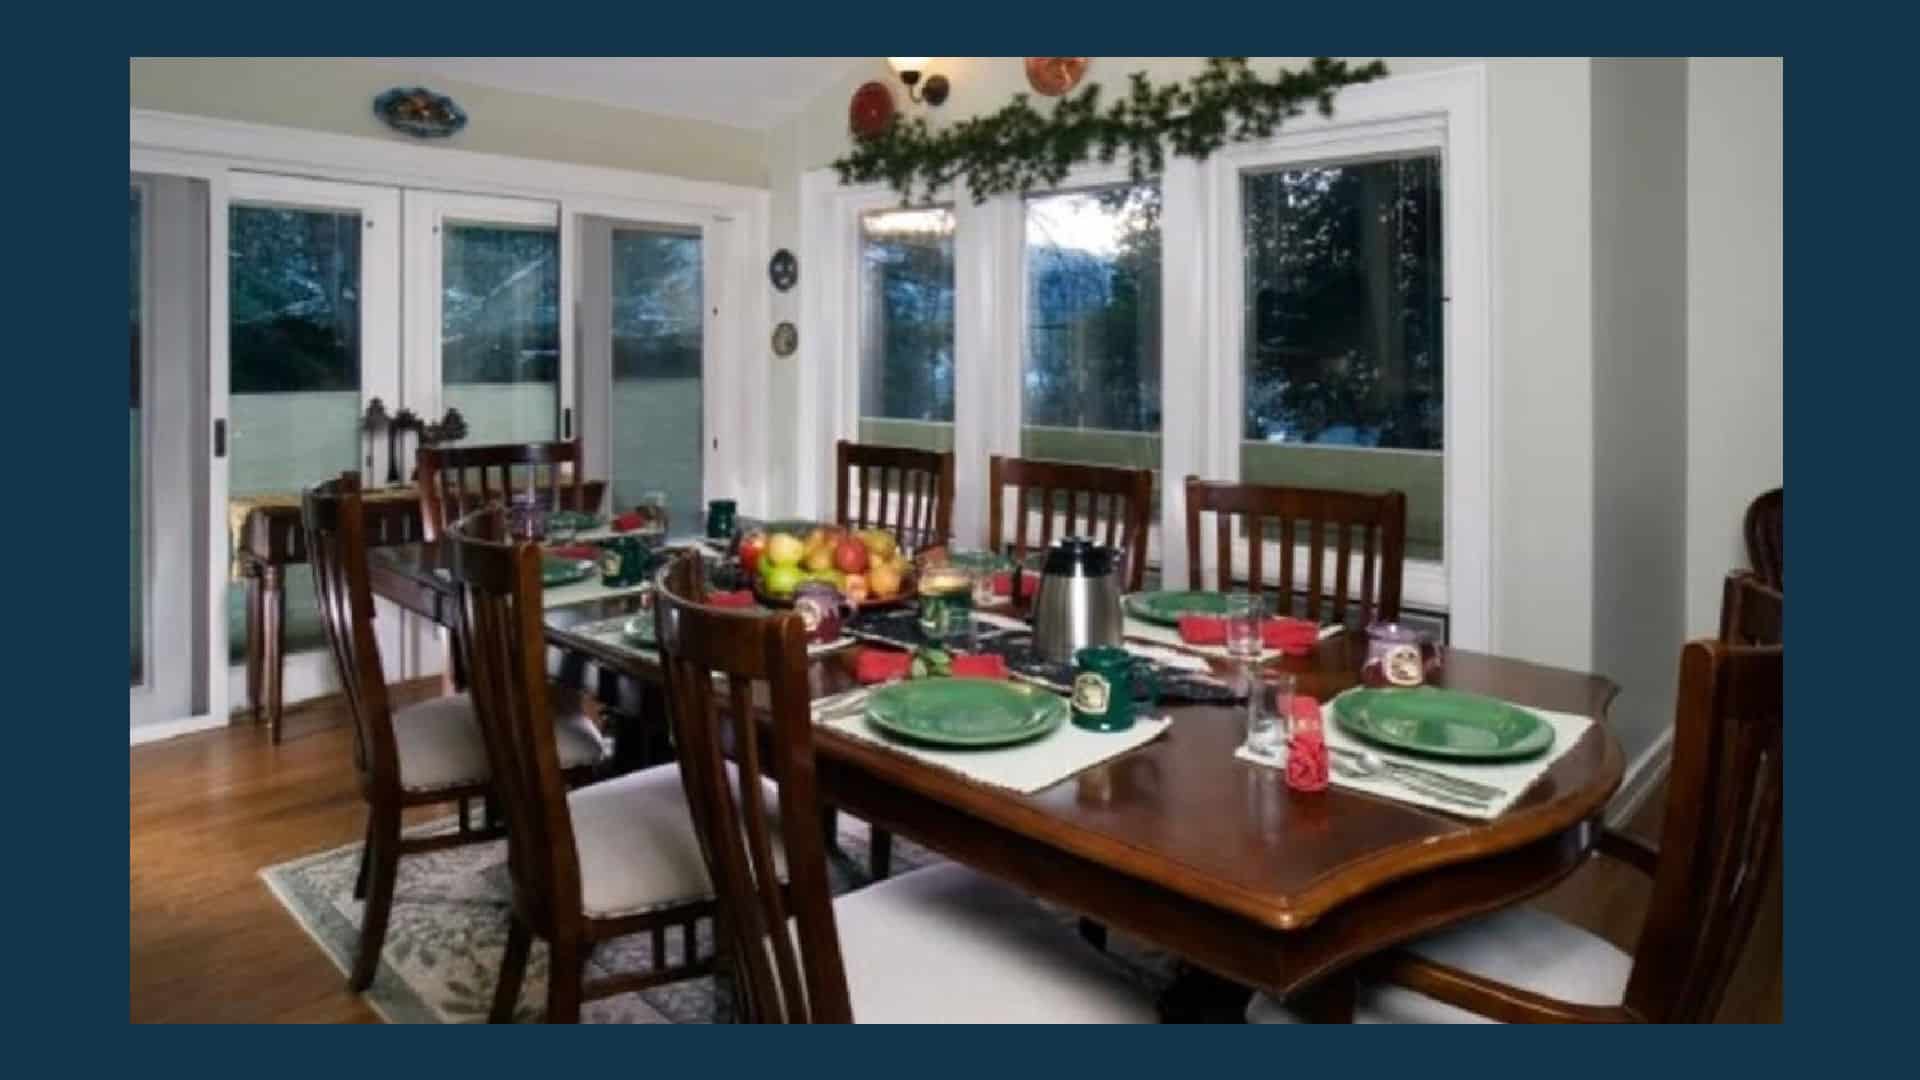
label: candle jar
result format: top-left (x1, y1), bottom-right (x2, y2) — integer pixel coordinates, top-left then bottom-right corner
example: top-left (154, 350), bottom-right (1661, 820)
top-left (1362, 622), bottom-right (1443, 687)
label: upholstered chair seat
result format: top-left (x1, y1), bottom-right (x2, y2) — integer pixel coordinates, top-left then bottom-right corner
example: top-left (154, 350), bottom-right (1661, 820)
top-left (393, 693), bottom-right (605, 794)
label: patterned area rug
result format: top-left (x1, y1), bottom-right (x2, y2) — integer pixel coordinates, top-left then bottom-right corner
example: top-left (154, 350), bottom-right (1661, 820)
top-left (261, 815), bottom-right (1175, 1022)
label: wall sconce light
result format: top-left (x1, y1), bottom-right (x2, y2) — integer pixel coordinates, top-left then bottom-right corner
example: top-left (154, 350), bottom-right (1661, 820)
top-left (888, 57), bottom-right (949, 106)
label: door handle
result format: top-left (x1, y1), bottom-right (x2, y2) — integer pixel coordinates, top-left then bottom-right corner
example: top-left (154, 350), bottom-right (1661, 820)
top-left (214, 418), bottom-right (227, 458)
top-left (563, 407), bottom-right (574, 441)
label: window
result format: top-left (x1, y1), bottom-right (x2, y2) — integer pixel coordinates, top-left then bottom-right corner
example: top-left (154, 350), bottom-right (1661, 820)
top-left (609, 225), bottom-right (704, 534)
top-left (858, 207), bottom-right (955, 451)
top-left (1240, 154), bottom-right (1444, 560)
top-left (1021, 184), bottom-right (1162, 489)
top-left (440, 222), bottom-right (561, 444)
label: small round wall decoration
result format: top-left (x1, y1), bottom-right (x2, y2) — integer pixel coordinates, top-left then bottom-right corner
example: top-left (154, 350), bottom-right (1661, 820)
top-left (849, 81), bottom-right (897, 140)
top-left (771, 321), bottom-right (799, 358)
top-left (373, 86), bottom-right (468, 138)
top-left (1024, 58), bottom-right (1090, 97)
top-left (768, 249), bottom-right (798, 292)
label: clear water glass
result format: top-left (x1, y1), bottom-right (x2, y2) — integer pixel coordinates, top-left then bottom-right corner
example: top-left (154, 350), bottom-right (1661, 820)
top-left (1225, 591), bottom-right (1263, 660)
top-left (1245, 670), bottom-right (1295, 762)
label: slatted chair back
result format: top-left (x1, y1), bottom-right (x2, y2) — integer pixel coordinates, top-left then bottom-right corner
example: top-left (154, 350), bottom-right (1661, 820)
top-left (1183, 476), bottom-right (1407, 625)
top-left (987, 455), bottom-right (1153, 594)
top-left (654, 553), bottom-right (850, 1023)
top-left (834, 439), bottom-right (955, 552)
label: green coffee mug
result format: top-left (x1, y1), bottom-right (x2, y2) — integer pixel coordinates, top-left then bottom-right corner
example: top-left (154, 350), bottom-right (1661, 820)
top-left (1070, 646), bottom-right (1161, 732)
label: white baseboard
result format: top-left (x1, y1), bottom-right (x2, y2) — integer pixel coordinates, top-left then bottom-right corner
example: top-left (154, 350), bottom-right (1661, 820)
top-left (1605, 725), bottom-right (1674, 828)
top-left (129, 712), bottom-right (228, 747)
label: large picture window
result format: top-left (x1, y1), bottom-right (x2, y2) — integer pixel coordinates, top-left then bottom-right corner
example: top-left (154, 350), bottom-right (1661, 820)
top-left (858, 207), bottom-right (955, 451)
top-left (1021, 183), bottom-right (1161, 489)
top-left (1239, 154), bottom-right (1444, 560)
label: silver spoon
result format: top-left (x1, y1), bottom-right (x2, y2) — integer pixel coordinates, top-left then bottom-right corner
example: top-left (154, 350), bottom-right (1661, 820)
top-left (1330, 753), bottom-right (1495, 809)
top-left (1335, 747), bottom-right (1508, 800)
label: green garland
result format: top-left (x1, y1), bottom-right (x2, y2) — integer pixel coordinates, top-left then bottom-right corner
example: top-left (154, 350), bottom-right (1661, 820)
top-left (834, 57), bottom-right (1389, 205)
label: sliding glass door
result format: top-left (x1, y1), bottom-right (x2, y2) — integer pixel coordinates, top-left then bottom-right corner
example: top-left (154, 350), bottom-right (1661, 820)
top-left (224, 174), bottom-right (400, 689)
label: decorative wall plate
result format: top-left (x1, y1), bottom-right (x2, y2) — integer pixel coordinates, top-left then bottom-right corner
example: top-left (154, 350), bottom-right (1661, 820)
top-left (1024, 58), bottom-right (1090, 97)
top-left (768, 249), bottom-right (798, 292)
top-left (849, 81), bottom-right (897, 140)
top-left (373, 87), bottom-right (468, 138)
top-left (771, 321), bottom-right (798, 357)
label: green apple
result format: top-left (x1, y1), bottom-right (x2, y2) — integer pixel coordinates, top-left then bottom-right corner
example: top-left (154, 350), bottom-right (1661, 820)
top-left (762, 563), bottom-right (803, 596)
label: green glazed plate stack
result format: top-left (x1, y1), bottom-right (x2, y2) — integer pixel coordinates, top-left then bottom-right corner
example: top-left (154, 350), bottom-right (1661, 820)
top-left (864, 679), bottom-right (1067, 748)
top-left (1331, 687), bottom-right (1553, 760)
top-left (540, 556), bottom-right (596, 587)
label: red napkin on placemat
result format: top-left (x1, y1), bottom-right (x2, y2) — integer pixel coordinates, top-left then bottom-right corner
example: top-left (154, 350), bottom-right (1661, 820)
top-left (990, 569), bottom-right (1038, 597)
top-left (949, 654), bottom-right (1010, 680)
top-left (1286, 696), bottom-right (1328, 792)
top-left (612, 511), bottom-right (646, 533)
top-left (854, 648), bottom-right (911, 684)
top-left (706, 590), bottom-right (756, 609)
top-left (1176, 615), bottom-right (1321, 655)
top-left (545, 544), bottom-right (601, 562)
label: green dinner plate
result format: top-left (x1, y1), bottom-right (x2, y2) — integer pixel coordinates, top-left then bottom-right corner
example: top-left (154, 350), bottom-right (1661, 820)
top-left (541, 557), bottom-right (596, 587)
top-left (863, 679), bottom-right (1068, 748)
top-left (1124, 590), bottom-right (1232, 626)
top-left (622, 615), bottom-right (657, 648)
top-left (1331, 687), bottom-right (1554, 760)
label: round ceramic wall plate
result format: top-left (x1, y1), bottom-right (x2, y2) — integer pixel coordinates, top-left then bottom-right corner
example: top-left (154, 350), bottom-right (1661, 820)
top-left (768, 249), bottom-right (798, 291)
top-left (772, 321), bottom-right (798, 357)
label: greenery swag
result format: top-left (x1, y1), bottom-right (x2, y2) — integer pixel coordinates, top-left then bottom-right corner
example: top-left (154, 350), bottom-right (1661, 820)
top-left (834, 57), bottom-right (1390, 204)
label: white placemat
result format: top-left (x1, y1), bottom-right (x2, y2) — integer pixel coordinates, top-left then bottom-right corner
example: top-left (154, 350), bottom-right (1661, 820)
top-left (542, 577), bottom-right (654, 610)
top-left (1124, 617), bottom-right (1344, 659)
top-left (1236, 690), bottom-right (1594, 820)
top-left (818, 693), bottom-right (1171, 795)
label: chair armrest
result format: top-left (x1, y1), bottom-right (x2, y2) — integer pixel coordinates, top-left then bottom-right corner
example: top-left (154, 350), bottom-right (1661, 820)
top-left (1596, 827), bottom-right (1659, 878)
top-left (1368, 949), bottom-right (1640, 1024)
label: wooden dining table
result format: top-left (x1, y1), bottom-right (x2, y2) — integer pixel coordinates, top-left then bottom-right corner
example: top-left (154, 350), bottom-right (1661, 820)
top-left (367, 539), bottom-right (1623, 1020)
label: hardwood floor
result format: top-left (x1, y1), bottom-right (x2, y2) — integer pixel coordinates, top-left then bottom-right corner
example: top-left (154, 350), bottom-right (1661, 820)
top-left (130, 688), bottom-right (1782, 1023)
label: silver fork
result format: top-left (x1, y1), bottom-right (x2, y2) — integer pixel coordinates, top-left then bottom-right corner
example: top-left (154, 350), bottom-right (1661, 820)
top-left (1329, 756), bottom-right (1493, 811)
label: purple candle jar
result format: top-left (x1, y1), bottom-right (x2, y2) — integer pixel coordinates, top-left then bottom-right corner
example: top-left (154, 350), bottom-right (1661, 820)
top-left (1362, 622), bottom-right (1443, 688)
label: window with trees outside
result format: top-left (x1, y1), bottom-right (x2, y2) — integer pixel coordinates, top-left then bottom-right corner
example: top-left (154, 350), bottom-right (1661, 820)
top-left (1022, 183), bottom-right (1161, 499)
top-left (441, 222), bottom-right (561, 444)
top-left (1240, 154), bottom-right (1444, 560)
top-left (858, 207), bottom-right (955, 452)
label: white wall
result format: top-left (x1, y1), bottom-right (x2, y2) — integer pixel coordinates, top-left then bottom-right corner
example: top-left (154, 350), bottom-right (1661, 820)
top-left (1686, 59), bottom-right (1784, 635)
top-left (1591, 59), bottom-right (1690, 772)
top-left (131, 59), bottom-right (770, 187)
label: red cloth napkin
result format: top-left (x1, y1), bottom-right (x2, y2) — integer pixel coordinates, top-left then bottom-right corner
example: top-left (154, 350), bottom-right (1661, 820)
top-left (707, 590), bottom-right (755, 609)
top-left (611, 511), bottom-right (645, 533)
top-left (1289, 695), bottom-right (1325, 735)
top-left (990, 569), bottom-right (1038, 597)
top-left (1286, 733), bottom-right (1329, 792)
top-left (854, 648), bottom-right (911, 684)
top-left (949, 654), bottom-right (1010, 680)
top-left (1176, 615), bottom-right (1321, 655)
top-left (545, 544), bottom-right (601, 562)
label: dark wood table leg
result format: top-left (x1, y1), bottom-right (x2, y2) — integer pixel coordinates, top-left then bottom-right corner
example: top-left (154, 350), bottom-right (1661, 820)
top-left (1288, 971), bottom-right (1358, 1023)
top-left (263, 565), bottom-right (286, 744)
top-left (244, 567), bottom-right (263, 724)
top-left (1156, 963), bottom-right (1254, 1023)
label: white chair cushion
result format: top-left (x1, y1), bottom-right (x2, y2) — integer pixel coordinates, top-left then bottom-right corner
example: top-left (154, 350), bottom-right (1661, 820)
top-left (568, 765), bottom-right (782, 919)
top-left (394, 693), bottom-right (607, 794)
top-left (1245, 906), bottom-right (1633, 1024)
top-left (834, 862), bottom-right (1157, 1024)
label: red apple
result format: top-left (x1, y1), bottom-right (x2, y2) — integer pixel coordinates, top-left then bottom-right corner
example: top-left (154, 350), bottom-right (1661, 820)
top-left (833, 535), bottom-right (870, 574)
top-left (738, 531), bottom-right (768, 577)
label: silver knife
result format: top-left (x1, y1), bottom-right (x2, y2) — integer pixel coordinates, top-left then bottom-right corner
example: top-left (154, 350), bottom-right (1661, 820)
top-left (1329, 745), bottom-right (1508, 801)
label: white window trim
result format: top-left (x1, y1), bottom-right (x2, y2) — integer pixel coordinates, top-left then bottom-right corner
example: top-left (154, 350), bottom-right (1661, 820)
top-left (799, 64), bottom-right (1487, 644)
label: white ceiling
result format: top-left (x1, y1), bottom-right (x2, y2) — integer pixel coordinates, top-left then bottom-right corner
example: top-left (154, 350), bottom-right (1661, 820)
top-left (364, 58), bottom-right (872, 131)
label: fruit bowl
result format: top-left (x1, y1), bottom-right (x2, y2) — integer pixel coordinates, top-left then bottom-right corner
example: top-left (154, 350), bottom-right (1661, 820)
top-left (746, 522), bottom-right (918, 609)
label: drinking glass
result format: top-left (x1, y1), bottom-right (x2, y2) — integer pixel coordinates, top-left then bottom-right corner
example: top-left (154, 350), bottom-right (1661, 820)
top-left (1225, 591), bottom-right (1263, 661)
top-left (636, 490), bottom-right (670, 541)
top-left (1245, 670), bottom-right (1296, 762)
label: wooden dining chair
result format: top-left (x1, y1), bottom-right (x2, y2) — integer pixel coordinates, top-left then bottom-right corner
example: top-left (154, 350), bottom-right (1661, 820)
top-left (301, 473), bottom-right (609, 993)
top-left (444, 507), bottom-right (740, 1023)
top-left (653, 552), bottom-right (1157, 1023)
top-left (1184, 477), bottom-right (1407, 626)
top-left (417, 441), bottom-right (599, 542)
top-left (988, 455), bottom-right (1153, 596)
top-left (834, 439), bottom-right (955, 551)
top-left (1744, 487), bottom-right (1783, 589)
top-left (1720, 571), bottom-right (1784, 647)
top-left (1248, 638), bottom-right (1782, 1024)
